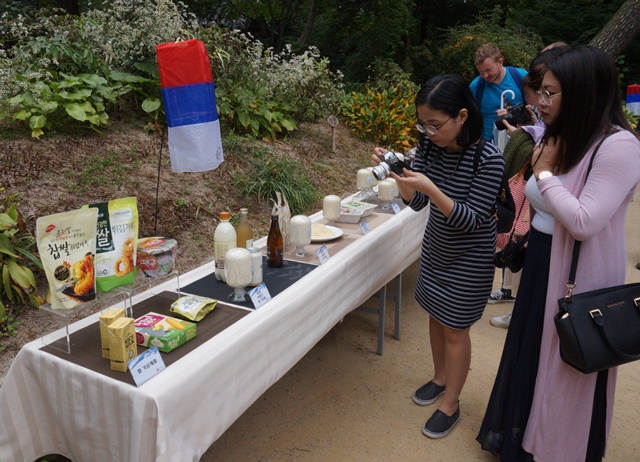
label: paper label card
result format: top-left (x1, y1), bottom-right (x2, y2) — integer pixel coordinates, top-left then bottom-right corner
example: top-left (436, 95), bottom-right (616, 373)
top-left (249, 282), bottom-right (271, 309)
top-left (128, 346), bottom-right (166, 386)
top-left (392, 202), bottom-right (401, 214)
top-left (359, 220), bottom-right (371, 235)
top-left (316, 245), bottom-right (330, 264)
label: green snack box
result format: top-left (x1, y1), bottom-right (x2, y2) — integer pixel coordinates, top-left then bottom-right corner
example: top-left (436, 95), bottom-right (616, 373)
top-left (134, 312), bottom-right (197, 353)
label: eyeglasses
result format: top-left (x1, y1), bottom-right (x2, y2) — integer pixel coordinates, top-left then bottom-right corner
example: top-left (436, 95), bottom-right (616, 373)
top-left (536, 89), bottom-right (562, 105)
top-left (416, 116), bottom-right (452, 136)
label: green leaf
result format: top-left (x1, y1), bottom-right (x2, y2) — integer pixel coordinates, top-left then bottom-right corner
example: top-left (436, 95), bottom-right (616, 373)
top-left (8, 95), bottom-right (25, 105)
top-left (7, 260), bottom-right (33, 290)
top-left (141, 99), bottom-right (161, 113)
top-left (13, 110), bottom-right (32, 121)
top-left (0, 213), bottom-right (17, 229)
top-left (2, 265), bottom-right (11, 301)
top-left (64, 103), bottom-right (88, 121)
top-left (15, 247), bottom-right (43, 270)
top-left (30, 115), bottom-right (47, 130)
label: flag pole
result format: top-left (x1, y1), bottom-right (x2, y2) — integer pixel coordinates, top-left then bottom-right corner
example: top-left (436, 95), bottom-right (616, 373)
top-left (154, 124), bottom-right (166, 236)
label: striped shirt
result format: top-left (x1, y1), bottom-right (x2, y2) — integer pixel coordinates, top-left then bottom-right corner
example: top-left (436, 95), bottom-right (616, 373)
top-left (408, 136), bottom-right (504, 329)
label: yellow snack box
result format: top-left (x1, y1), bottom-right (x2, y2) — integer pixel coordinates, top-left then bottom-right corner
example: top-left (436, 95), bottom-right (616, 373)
top-left (99, 307), bottom-right (125, 359)
top-left (134, 312), bottom-right (197, 353)
top-left (108, 317), bottom-right (137, 372)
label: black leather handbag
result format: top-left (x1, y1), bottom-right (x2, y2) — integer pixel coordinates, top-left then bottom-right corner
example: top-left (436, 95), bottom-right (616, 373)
top-left (553, 129), bottom-right (640, 374)
top-left (554, 260), bottom-right (640, 374)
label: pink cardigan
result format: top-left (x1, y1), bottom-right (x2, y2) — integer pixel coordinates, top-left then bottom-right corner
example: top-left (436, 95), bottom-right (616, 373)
top-left (522, 129), bottom-right (640, 461)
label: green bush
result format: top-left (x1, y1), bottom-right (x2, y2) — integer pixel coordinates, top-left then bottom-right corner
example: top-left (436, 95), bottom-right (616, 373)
top-left (231, 150), bottom-right (320, 215)
top-left (0, 187), bottom-right (44, 325)
top-left (340, 84), bottom-right (418, 152)
top-left (200, 24), bottom-right (344, 138)
top-left (436, 7), bottom-right (543, 83)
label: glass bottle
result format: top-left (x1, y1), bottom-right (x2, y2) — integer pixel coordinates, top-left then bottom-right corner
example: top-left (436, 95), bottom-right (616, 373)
top-left (214, 211), bottom-right (237, 282)
top-left (266, 214), bottom-right (284, 268)
top-left (235, 208), bottom-right (254, 248)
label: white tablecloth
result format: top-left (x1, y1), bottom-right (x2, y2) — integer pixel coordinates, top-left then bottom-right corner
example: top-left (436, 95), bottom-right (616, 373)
top-left (0, 204), bottom-right (428, 462)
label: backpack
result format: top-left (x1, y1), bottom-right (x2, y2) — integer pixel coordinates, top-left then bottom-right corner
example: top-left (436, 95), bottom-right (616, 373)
top-left (474, 66), bottom-right (524, 105)
top-left (473, 139), bottom-right (516, 233)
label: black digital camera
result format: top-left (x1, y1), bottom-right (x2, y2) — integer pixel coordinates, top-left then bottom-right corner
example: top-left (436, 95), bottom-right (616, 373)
top-left (494, 104), bottom-right (532, 131)
top-left (371, 152), bottom-right (412, 181)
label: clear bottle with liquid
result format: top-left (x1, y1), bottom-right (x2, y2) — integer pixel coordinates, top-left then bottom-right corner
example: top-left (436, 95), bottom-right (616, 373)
top-left (266, 214), bottom-right (284, 268)
top-left (214, 211), bottom-right (237, 282)
top-left (235, 208), bottom-right (254, 248)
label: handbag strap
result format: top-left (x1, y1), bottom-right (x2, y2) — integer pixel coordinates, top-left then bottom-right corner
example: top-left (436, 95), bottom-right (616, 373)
top-left (564, 129), bottom-right (617, 301)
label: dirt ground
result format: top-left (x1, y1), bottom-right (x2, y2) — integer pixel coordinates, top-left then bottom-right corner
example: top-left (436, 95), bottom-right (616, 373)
top-left (200, 189), bottom-right (640, 462)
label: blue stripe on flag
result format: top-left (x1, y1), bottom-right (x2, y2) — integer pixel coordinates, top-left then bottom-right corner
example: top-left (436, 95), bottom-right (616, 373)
top-left (162, 82), bottom-right (219, 128)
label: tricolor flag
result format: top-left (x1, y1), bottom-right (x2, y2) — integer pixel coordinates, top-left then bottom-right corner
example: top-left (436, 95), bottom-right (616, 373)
top-left (156, 40), bottom-right (224, 172)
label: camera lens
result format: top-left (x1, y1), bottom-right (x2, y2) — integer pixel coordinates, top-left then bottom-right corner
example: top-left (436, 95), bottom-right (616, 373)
top-left (372, 163), bottom-right (390, 181)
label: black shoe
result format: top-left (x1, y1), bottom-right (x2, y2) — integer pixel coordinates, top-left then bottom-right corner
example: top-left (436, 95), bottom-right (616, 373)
top-left (422, 406), bottom-right (461, 439)
top-left (412, 381), bottom-right (446, 406)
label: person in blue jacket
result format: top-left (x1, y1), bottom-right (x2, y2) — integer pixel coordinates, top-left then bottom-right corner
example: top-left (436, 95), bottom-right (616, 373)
top-left (470, 43), bottom-right (528, 141)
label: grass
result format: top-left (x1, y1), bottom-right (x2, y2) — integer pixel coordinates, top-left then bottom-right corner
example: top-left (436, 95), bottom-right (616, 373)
top-left (66, 148), bottom-right (141, 195)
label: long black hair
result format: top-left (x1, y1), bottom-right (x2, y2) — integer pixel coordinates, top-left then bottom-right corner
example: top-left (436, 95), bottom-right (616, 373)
top-left (543, 45), bottom-right (632, 173)
top-left (415, 74), bottom-right (483, 147)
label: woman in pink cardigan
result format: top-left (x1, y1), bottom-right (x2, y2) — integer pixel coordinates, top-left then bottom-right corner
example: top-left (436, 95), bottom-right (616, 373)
top-left (477, 46), bottom-right (640, 461)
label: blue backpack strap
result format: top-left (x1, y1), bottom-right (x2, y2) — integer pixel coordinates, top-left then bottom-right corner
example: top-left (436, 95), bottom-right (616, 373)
top-left (474, 78), bottom-right (486, 105)
top-left (506, 66), bottom-right (524, 96)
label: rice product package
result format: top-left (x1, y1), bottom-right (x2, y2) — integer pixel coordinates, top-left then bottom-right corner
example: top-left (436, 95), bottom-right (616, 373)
top-left (85, 197), bottom-right (139, 292)
top-left (134, 312), bottom-right (197, 353)
top-left (36, 208), bottom-right (98, 309)
top-left (170, 295), bottom-right (217, 322)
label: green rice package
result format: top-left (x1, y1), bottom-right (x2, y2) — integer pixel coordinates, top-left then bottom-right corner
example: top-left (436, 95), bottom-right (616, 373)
top-left (85, 197), bottom-right (139, 292)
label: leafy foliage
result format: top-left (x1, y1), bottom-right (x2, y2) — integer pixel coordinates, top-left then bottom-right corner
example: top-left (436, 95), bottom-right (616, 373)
top-left (340, 84), bottom-right (418, 152)
top-left (231, 150), bottom-right (321, 215)
top-left (0, 187), bottom-right (44, 325)
top-left (435, 7), bottom-right (543, 83)
top-left (200, 24), bottom-right (344, 138)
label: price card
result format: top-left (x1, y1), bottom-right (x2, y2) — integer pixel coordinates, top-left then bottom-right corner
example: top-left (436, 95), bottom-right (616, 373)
top-left (391, 202), bottom-right (401, 214)
top-left (359, 220), bottom-right (371, 235)
top-left (316, 245), bottom-right (331, 264)
top-left (248, 282), bottom-right (271, 309)
top-left (128, 346), bottom-right (166, 386)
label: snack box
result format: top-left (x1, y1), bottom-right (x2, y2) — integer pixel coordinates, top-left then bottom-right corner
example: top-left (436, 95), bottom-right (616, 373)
top-left (336, 201), bottom-right (377, 223)
top-left (134, 312), bottom-right (197, 353)
top-left (100, 307), bottom-right (126, 359)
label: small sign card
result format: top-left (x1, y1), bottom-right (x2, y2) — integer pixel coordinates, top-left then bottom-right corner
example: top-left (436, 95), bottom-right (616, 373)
top-left (128, 346), bottom-right (166, 386)
top-left (316, 245), bottom-right (331, 264)
top-left (392, 202), bottom-right (401, 214)
top-left (359, 220), bottom-right (371, 235)
top-left (248, 282), bottom-right (271, 309)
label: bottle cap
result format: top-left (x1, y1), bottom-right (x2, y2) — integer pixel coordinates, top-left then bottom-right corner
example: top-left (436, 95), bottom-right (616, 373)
top-left (219, 211), bottom-right (230, 220)
top-left (240, 208), bottom-right (248, 214)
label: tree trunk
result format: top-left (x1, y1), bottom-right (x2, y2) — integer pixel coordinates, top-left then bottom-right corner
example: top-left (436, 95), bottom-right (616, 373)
top-left (299, 0), bottom-right (319, 45)
top-left (589, 0), bottom-right (640, 57)
top-left (56, 0), bottom-right (80, 16)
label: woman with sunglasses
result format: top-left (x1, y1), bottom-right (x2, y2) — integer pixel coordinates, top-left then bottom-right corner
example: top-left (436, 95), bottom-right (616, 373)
top-left (372, 74), bottom-right (505, 438)
top-left (477, 46), bottom-right (640, 461)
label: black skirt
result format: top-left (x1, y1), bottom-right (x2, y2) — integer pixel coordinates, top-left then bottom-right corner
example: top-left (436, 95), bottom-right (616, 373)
top-left (476, 228), bottom-right (608, 462)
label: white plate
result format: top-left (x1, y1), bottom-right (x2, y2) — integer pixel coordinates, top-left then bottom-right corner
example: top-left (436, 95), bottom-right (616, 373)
top-left (311, 224), bottom-right (344, 242)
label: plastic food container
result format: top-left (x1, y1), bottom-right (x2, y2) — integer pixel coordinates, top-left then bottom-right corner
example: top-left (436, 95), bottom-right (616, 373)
top-left (336, 201), bottom-right (377, 223)
top-left (136, 237), bottom-right (177, 277)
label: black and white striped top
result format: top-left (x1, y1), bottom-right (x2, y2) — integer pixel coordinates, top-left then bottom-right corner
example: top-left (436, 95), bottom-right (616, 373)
top-left (408, 135), bottom-right (504, 329)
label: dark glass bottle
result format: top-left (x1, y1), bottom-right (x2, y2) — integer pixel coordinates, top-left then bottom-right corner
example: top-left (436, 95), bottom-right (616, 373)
top-left (266, 214), bottom-right (283, 268)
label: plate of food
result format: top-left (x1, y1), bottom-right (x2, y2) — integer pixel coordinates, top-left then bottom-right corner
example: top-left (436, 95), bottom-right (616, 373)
top-left (311, 223), bottom-right (344, 242)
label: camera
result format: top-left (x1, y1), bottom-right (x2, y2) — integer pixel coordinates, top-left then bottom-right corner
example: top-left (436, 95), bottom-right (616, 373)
top-left (494, 104), bottom-right (532, 131)
top-left (371, 152), bottom-right (412, 181)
